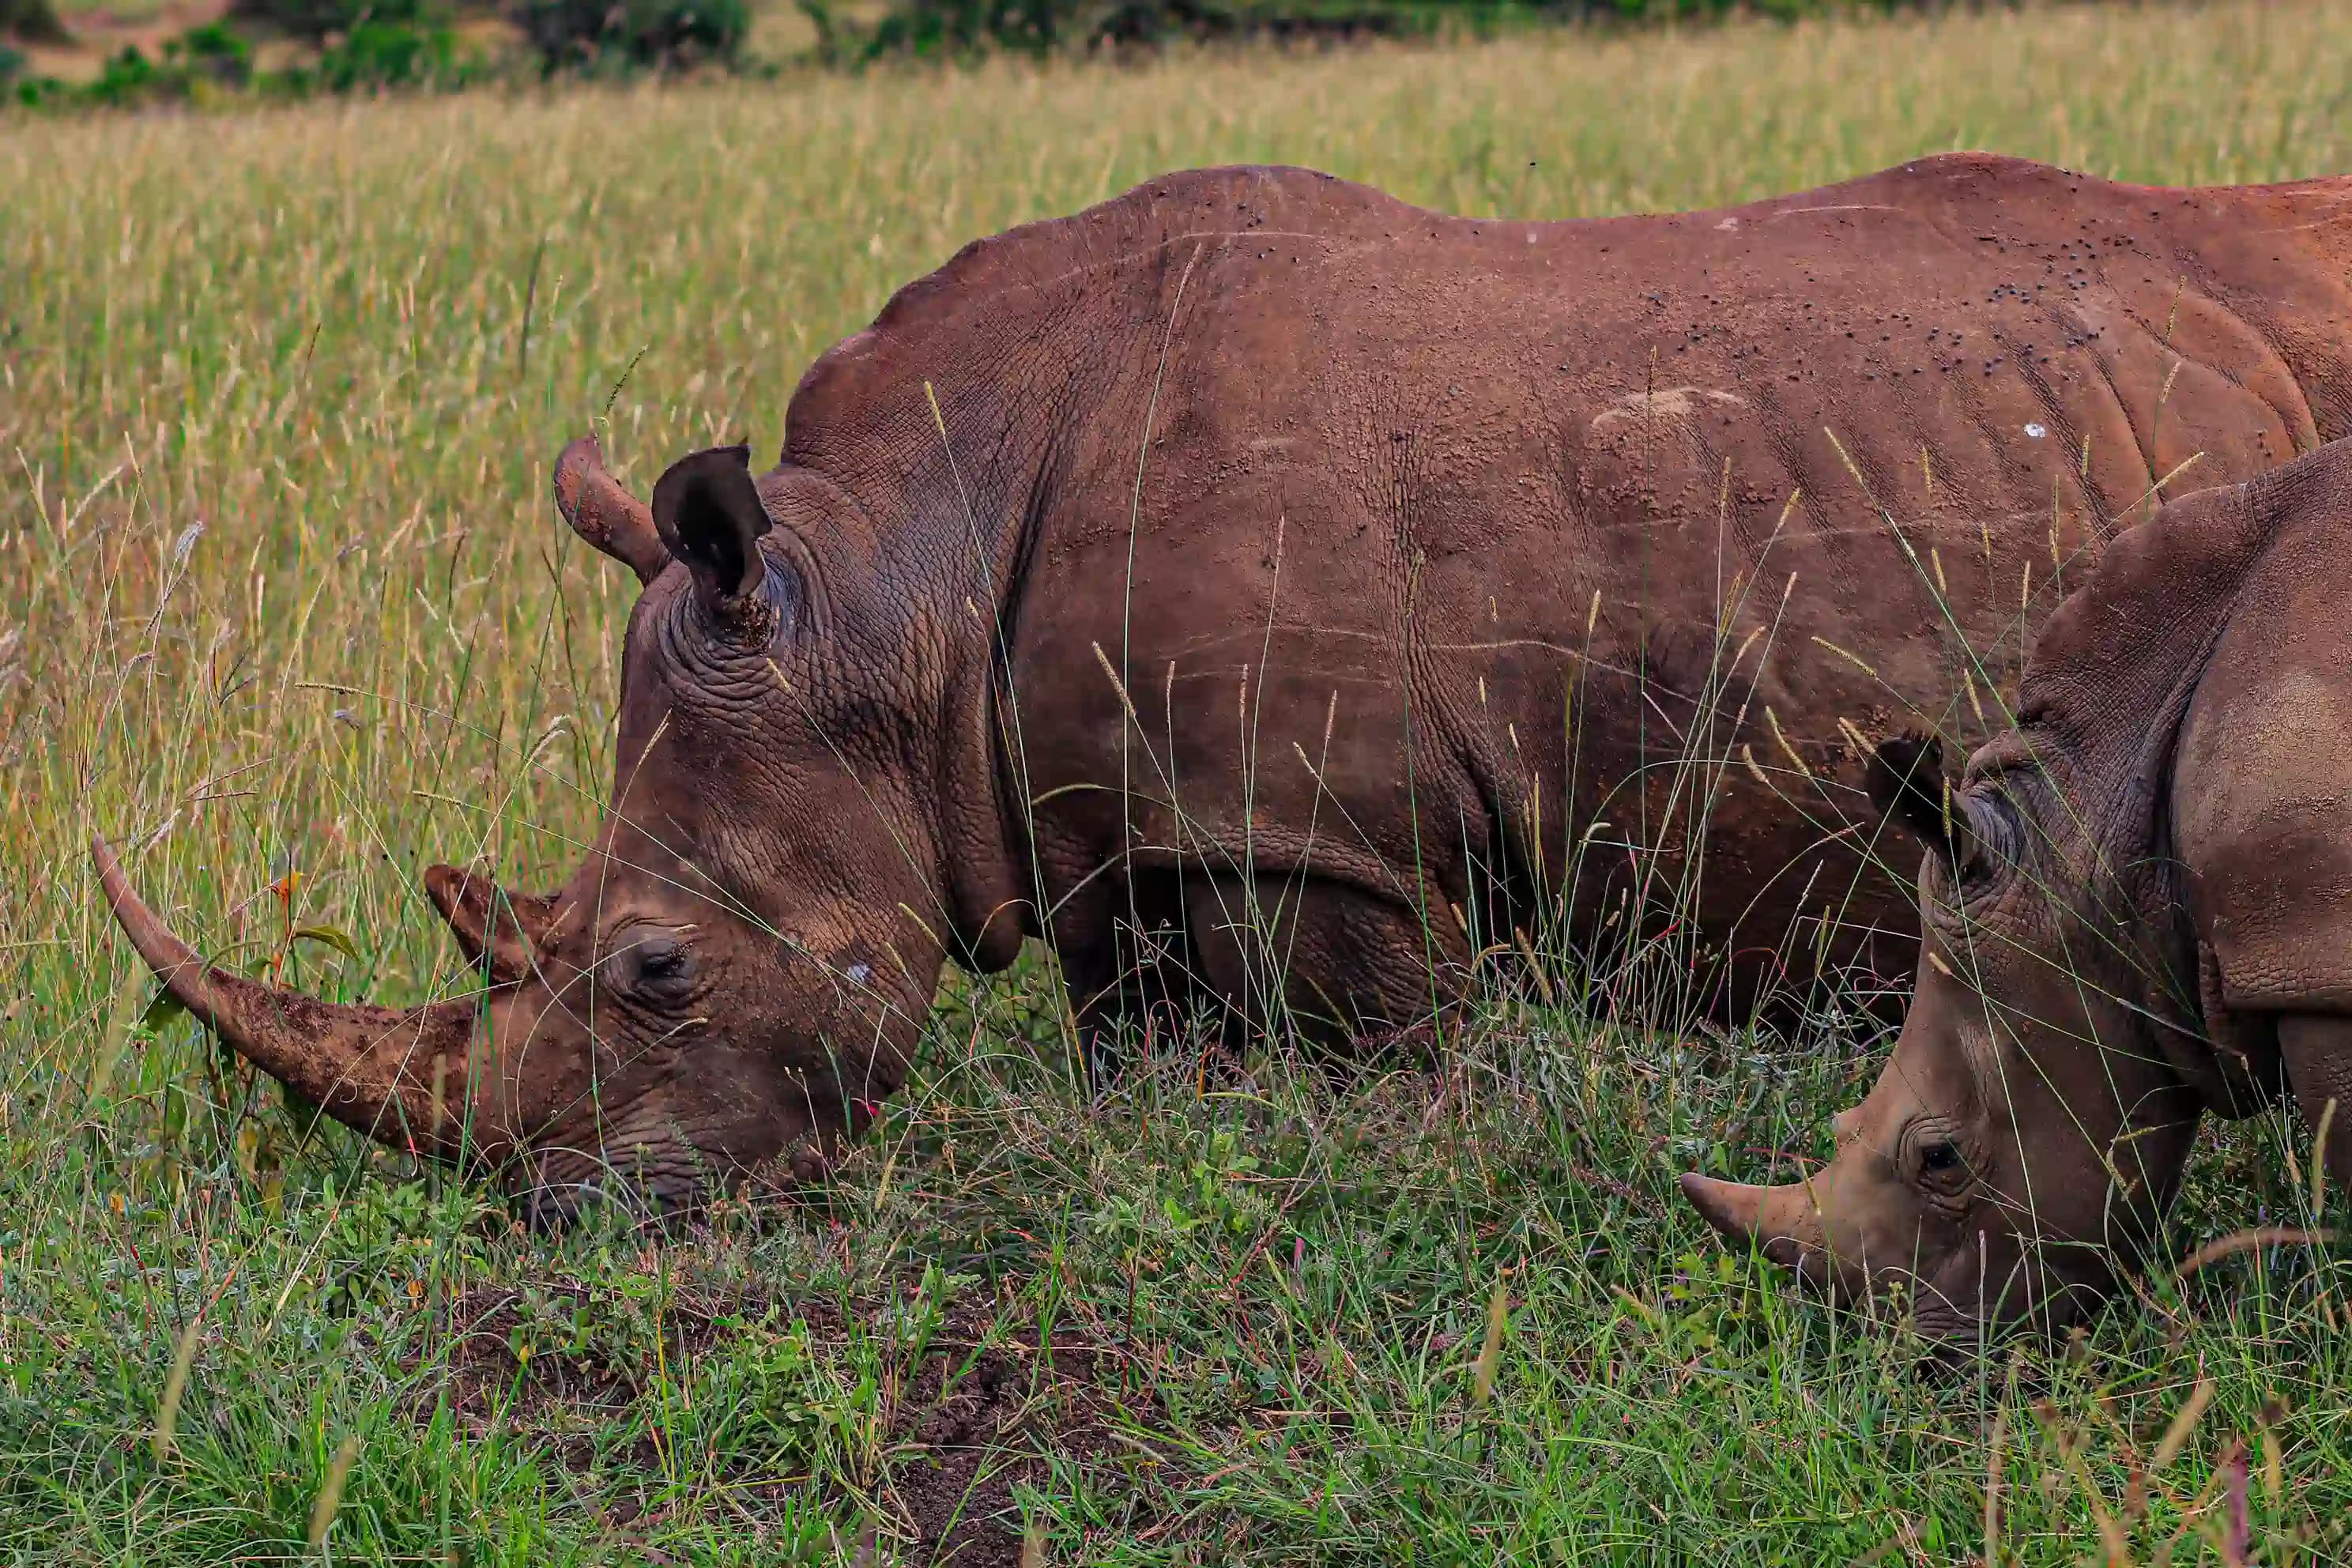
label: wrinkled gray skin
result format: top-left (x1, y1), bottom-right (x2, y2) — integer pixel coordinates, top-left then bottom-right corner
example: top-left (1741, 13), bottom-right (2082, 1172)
top-left (1686, 441), bottom-right (2352, 1339)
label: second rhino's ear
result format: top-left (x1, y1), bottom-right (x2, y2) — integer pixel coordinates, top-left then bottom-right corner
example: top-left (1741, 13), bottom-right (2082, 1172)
top-left (651, 444), bottom-right (771, 615)
top-left (1869, 733), bottom-right (2007, 881)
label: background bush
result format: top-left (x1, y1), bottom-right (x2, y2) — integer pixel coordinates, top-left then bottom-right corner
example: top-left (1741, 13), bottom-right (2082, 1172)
top-left (167, 21), bottom-right (255, 85)
top-left (314, 17), bottom-right (462, 85)
top-left (221, 0), bottom-right (473, 92)
top-left (8, 0), bottom-right (1954, 108)
top-left (846, 0), bottom-right (1931, 55)
top-left (228, 0), bottom-right (436, 42)
top-left (512, 0), bottom-right (750, 69)
top-left (0, 0), bottom-right (66, 43)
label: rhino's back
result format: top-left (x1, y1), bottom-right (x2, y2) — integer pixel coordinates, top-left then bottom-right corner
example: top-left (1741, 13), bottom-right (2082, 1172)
top-left (784, 156), bottom-right (2352, 1001)
top-left (985, 157), bottom-right (2352, 995)
top-left (1095, 153), bottom-right (2352, 724)
top-left (797, 151), bottom-right (2352, 439)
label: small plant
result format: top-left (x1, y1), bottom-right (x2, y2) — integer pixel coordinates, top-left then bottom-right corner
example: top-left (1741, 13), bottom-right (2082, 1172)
top-left (846, 0), bottom-right (1926, 57)
top-left (11, 68), bottom-right (65, 104)
top-left (81, 45), bottom-right (170, 107)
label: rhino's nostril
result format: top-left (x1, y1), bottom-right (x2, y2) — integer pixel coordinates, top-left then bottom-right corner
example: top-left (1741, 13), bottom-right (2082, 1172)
top-left (1766, 1236), bottom-right (1810, 1273)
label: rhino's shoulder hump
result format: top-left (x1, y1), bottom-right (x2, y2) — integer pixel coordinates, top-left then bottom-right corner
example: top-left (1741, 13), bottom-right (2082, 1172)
top-left (899, 164), bottom-right (1425, 315)
top-left (782, 167), bottom-right (1434, 444)
top-left (1783, 150), bottom-right (2077, 208)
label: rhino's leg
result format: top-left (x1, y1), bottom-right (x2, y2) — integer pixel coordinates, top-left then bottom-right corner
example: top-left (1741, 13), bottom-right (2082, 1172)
top-left (1182, 872), bottom-right (1465, 1052)
top-left (2275, 1016), bottom-right (2352, 1195)
top-left (1060, 866), bottom-right (1211, 1077)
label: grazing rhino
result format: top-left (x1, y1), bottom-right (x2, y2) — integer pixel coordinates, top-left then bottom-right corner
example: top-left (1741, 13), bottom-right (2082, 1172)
top-left (1683, 439), bottom-right (2352, 1337)
top-left (100, 155), bottom-right (2352, 1221)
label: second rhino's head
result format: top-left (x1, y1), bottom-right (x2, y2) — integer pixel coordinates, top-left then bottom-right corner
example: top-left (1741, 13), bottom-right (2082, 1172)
top-left (101, 439), bottom-right (1023, 1225)
top-left (1682, 732), bottom-right (2212, 1340)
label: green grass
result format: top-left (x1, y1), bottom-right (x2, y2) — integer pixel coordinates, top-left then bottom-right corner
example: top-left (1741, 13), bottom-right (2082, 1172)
top-left (5, 3), bottom-right (2352, 1561)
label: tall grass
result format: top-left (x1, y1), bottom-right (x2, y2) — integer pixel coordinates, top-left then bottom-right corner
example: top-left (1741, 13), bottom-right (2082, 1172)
top-left (4, 2), bottom-right (2351, 1561)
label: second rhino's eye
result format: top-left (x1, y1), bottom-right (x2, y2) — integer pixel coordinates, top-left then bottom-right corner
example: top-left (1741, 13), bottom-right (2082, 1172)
top-left (1920, 1140), bottom-right (1962, 1174)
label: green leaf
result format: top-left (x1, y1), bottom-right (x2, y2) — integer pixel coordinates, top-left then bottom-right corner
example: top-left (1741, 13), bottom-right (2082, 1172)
top-left (292, 924), bottom-right (361, 962)
top-left (140, 988), bottom-right (190, 1031)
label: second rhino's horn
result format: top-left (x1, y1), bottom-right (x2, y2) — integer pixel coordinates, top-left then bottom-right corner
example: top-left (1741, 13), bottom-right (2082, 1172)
top-left (1679, 1172), bottom-right (1822, 1269)
top-left (95, 837), bottom-right (496, 1163)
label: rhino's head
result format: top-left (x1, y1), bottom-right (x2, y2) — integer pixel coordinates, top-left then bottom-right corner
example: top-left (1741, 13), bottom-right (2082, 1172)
top-left (101, 438), bottom-right (1003, 1224)
top-left (1683, 733), bottom-right (2207, 1340)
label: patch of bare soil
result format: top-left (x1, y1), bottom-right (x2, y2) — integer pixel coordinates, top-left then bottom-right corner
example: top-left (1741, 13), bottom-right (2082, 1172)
top-left (880, 1302), bottom-right (1158, 1564)
top-left (17, 0), bottom-right (230, 79)
top-left (428, 1281), bottom-right (1167, 1566)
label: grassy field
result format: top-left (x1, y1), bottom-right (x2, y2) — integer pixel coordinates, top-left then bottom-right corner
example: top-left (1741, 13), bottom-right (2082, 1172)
top-left (6, 2), bottom-right (2352, 1562)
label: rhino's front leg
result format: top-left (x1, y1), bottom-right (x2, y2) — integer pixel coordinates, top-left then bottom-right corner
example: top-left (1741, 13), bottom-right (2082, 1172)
top-left (2276, 1017), bottom-right (2352, 1194)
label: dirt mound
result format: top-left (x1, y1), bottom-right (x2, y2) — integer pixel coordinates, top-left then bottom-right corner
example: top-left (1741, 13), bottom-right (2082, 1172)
top-left (429, 1280), bottom-right (1166, 1564)
top-left (883, 1303), bottom-right (1155, 1563)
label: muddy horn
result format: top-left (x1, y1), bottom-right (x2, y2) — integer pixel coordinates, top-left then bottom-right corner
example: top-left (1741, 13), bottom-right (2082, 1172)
top-left (93, 836), bottom-right (492, 1163)
top-left (554, 435), bottom-right (669, 585)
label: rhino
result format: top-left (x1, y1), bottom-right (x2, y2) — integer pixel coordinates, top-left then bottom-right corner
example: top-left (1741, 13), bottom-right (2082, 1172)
top-left (99, 154), bottom-right (2352, 1221)
top-left (1683, 439), bottom-right (2352, 1337)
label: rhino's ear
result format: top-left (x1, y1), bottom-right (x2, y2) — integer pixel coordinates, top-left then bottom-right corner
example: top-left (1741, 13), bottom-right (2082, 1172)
top-left (1869, 733), bottom-right (2005, 881)
top-left (651, 444), bottom-right (772, 614)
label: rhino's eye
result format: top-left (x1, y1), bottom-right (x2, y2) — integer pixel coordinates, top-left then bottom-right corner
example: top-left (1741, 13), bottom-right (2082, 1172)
top-left (1919, 1140), bottom-right (1962, 1175)
top-left (608, 931), bottom-right (696, 1002)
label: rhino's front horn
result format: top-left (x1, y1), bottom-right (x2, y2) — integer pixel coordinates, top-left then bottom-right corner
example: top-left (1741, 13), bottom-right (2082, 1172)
top-left (553, 435), bottom-right (669, 585)
top-left (94, 837), bottom-right (492, 1163)
top-left (1679, 1172), bottom-right (1820, 1269)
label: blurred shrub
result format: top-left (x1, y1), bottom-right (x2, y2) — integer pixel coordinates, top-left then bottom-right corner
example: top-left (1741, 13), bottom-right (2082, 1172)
top-left (13, 65), bottom-right (74, 106)
top-left (3, 0), bottom-right (1949, 106)
top-left (845, 0), bottom-right (1934, 55)
top-left (81, 43), bottom-right (169, 104)
top-left (166, 21), bottom-right (255, 85)
top-left (66, 30), bottom-right (263, 104)
top-left (228, 0), bottom-right (433, 43)
top-left (0, 0), bottom-right (68, 45)
top-left (220, 0), bottom-right (481, 92)
top-left (316, 17), bottom-right (461, 85)
top-left (9, 15), bottom-right (471, 107)
top-left (512, 0), bottom-right (750, 70)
